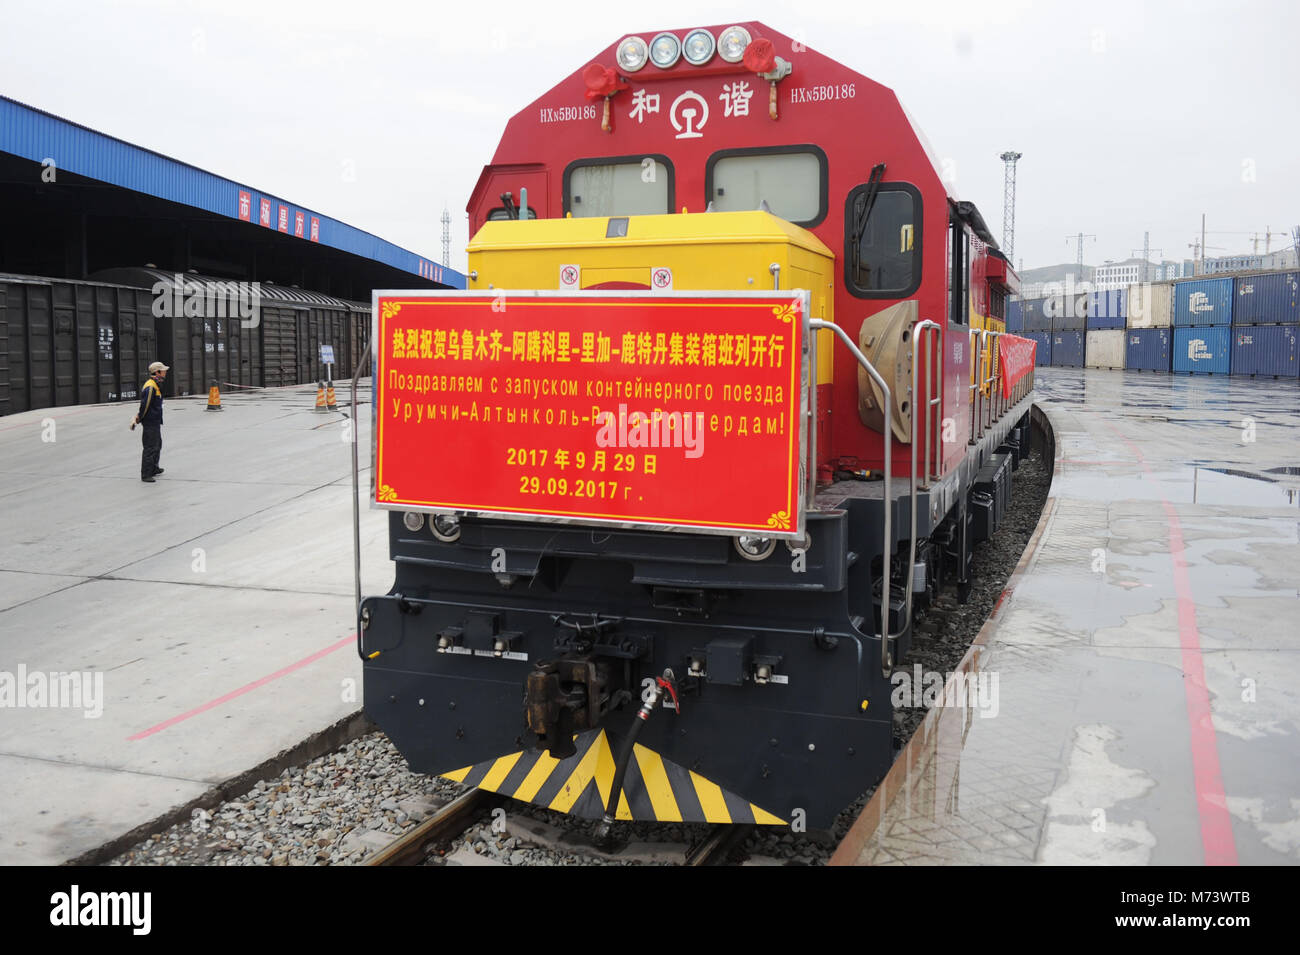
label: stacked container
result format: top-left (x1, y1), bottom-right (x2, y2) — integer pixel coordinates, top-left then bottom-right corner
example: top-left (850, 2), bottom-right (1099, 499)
top-left (1025, 331), bottom-right (1051, 366)
top-left (1126, 327), bottom-right (1172, 372)
top-left (1125, 281), bottom-right (1173, 372)
top-left (1231, 272), bottom-right (1300, 378)
top-left (1173, 277), bottom-right (1233, 375)
top-left (1086, 288), bottom-right (1126, 369)
top-left (1049, 292), bottom-right (1087, 367)
top-left (1021, 296), bottom-right (1052, 332)
top-left (1006, 299), bottom-right (1023, 333)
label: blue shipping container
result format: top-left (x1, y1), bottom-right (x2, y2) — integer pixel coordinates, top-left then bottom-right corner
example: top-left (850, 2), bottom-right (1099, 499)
top-left (1007, 299), bottom-right (1023, 332)
top-left (1022, 297), bottom-right (1052, 331)
top-left (1126, 327), bottom-right (1171, 372)
top-left (1049, 293), bottom-right (1088, 331)
top-left (1173, 326), bottom-right (1231, 374)
top-left (1087, 289), bottom-right (1126, 329)
top-left (1233, 272), bottom-right (1300, 325)
top-left (1050, 330), bottom-right (1085, 367)
top-left (1174, 278), bottom-right (1233, 327)
top-left (1231, 325), bottom-right (1300, 378)
top-left (1025, 331), bottom-right (1051, 367)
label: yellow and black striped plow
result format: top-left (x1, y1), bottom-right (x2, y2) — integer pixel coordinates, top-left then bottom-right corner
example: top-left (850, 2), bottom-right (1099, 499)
top-left (442, 729), bottom-right (786, 825)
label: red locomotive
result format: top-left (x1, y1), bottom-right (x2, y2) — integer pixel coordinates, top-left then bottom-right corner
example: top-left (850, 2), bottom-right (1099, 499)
top-left (361, 21), bottom-right (1033, 830)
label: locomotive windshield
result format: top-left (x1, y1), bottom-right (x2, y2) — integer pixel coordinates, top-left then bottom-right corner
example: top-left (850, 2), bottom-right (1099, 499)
top-left (565, 157), bottom-right (673, 217)
top-left (705, 147), bottom-right (826, 225)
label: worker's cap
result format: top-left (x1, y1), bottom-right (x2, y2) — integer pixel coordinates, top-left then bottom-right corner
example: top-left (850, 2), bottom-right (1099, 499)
top-left (149, 361), bottom-right (170, 374)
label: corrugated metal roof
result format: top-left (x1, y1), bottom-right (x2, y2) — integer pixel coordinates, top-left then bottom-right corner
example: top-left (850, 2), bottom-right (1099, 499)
top-left (87, 268), bottom-right (364, 309)
top-left (0, 95), bottom-right (464, 289)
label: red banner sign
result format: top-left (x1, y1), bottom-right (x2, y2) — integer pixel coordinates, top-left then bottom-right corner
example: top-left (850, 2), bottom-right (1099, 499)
top-left (998, 334), bottom-right (1036, 398)
top-left (373, 292), bottom-right (808, 537)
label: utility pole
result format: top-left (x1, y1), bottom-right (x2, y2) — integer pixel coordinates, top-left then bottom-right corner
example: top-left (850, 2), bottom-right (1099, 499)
top-left (1131, 232), bottom-right (1162, 282)
top-left (1201, 213), bottom-right (1206, 276)
top-left (999, 151), bottom-right (1022, 262)
top-left (440, 207), bottom-right (451, 268)
top-left (1066, 232), bottom-right (1096, 271)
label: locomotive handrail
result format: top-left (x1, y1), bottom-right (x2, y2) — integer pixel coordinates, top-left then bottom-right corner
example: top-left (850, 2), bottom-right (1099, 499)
top-left (352, 340), bottom-right (372, 662)
top-left (808, 318), bottom-right (893, 675)
top-left (968, 329), bottom-right (981, 444)
top-left (906, 320), bottom-right (943, 638)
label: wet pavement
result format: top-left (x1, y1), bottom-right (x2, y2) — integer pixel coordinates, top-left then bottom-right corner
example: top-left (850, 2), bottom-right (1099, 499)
top-left (0, 383), bottom-right (387, 865)
top-left (833, 368), bottom-right (1300, 866)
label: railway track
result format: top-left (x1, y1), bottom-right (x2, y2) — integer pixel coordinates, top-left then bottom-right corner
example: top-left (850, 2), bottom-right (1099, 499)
top-left (367, 789), bottom-right (752, 867)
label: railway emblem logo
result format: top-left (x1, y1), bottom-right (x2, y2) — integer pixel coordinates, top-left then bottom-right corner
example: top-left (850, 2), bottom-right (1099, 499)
top-left (670, 90), bottom-right (709, 139)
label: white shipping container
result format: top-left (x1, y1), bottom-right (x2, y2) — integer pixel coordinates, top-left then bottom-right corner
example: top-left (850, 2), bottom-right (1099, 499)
top-left (1086, 329), bottom-right (1126, 369)
top-left (1126, 281), bottom-right (1173, 328)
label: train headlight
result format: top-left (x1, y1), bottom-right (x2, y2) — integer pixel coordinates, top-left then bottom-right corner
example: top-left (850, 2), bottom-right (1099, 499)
top-left (735, 535), bottom-right (776, 561)
top-left (403, 512), bottom-right (425, 532)
top-left (649, 32), bottom-right (681, 68)
top-left (717, 26), bottom-right (751, 63)
top-left (615, 36), bottom-right (648, 72)
top-left (431, 514), bottom-right (461, 542)
top-left (682, 28), bottom-right (715, 65)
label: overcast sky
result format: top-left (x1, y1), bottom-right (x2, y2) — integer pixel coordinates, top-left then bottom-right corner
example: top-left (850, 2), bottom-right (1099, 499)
top-left (3, 0), bottom-right (1296, 275)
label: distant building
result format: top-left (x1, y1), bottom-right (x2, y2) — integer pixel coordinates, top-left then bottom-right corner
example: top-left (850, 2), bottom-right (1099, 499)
top-left (1196, 249), bottom-right (1298, 274)
top-left (1093, 258), bottom-right (1150, 291)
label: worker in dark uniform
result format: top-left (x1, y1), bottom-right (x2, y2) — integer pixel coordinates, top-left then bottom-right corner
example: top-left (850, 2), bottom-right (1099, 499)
top-left (131, 361), bottom-right (168, 482)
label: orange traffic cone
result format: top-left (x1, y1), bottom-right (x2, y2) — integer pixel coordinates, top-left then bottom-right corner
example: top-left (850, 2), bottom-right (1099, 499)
top-left (326, 384), bottom-right (338, 411)
top-left (206, 381), bottom-right (223, 411)
top-left (314, 381), bottom-right (328, 413)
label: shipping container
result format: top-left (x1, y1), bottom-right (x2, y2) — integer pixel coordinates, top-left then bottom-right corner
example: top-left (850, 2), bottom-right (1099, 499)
top-left (1173, 325), bottom-right (1231, 375)
top-left (1126, 327), bottom-right (1171, 372)
top-left (1231, 325), bottom-right (1300, 378)
top-left (1086, 289), bottom-right (1126, 329)
top-left (1006, 299), bottom-right (1023, 333)
top-left (1050, 329), bottom-right (1085, 367)
top-left (1021, 296), bottom-right (1052, 332)
top-left (1233, 271), bottom-right (1300, 325)
top-left (1048, 293), bottom-right (1088, 332)
top-left (1085, 329), bottom-right (1125, 369)
top-left (1126, 281), bottom-right (1173, 328)
top-left (1173, 277), bottom-right (1233, 327)
top-left (1025, 331), bottom-right (1051, 367)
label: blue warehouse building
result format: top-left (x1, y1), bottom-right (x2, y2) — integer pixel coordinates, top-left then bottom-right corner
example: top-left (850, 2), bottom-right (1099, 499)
top-left (0, 94), bottom-right (462, 297)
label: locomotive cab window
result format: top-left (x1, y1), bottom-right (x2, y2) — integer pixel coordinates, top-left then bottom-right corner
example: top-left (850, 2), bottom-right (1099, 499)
top-left (486, 207), bottom-right (538, 221)
top-left (705, 146), bottom-right (827, 226)
top-left (564, 155), bottom-right (673, 217)
top-left (844, 183), bottom-right (922, 298)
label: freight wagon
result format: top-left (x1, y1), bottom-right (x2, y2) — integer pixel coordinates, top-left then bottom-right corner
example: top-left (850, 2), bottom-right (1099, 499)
top-left (0, 273), bottom-right (157, 416)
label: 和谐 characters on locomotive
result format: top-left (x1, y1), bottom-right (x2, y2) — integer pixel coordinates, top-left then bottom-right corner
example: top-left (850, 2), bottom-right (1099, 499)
top-left (360, 22), bottom-right (1032, 830)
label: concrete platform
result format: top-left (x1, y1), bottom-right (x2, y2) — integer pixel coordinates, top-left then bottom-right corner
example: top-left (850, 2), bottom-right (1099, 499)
top-left (833, 368), bottom-right (1300, 866)
top-left (0, 383), bottom-right (391, 865)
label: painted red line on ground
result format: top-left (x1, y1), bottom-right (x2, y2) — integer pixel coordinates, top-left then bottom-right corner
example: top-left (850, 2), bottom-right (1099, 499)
top-left (1104, 421), bottom-right (1238, 866)
top-left (127, 634), bottom-right (355, 741)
